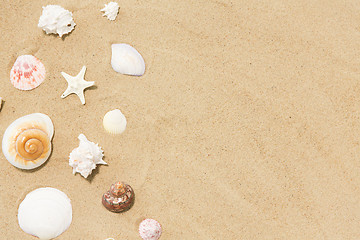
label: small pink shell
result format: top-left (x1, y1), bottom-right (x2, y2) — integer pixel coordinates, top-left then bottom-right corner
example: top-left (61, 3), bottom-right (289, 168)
top-left (139, 219), bottom-right (162, 240)
top-left (10, 55), bottom-right (46, 90)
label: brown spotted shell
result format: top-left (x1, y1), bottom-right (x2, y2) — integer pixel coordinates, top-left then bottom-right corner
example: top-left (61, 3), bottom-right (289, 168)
top-left (2, 113), bottom-right (54, 169)
top-left (102, 181), bottom-right (135, 213)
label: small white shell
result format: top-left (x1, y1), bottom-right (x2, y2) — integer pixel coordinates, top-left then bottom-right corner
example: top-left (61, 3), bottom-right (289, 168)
top-left (69, 134), bottom-right (106, 178)
top-left (103, 109), bottom-right (127, 134)
top-left (18, 187), bottom-right (72, 240)
top-left (2, 113), bottom-right (54, 169)
top-left (139, 219), bottom-right (162, 240)
top-left (111, 44), bottom-right (145, 76)
top-left (101, 2), bottom-right (119, 21)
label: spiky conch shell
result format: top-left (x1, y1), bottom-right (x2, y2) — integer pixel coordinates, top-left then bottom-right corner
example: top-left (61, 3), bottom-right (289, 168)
top-left (69, 134), bottom-right (106, 178)
top-left (2, 113), bottom-right (54, 169)
top-left (10, 55), bottom-right (46, 90)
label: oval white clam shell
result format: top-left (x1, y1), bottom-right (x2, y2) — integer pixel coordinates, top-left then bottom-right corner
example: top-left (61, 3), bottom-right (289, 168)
top-left (103, 109), bottom-right (127, 134)
top-left (18, 187), bottom-right (72, 240)
top-left (2, 113), bottom-right (54, 169)
top-left (111, 43), bottom-right (145, 76)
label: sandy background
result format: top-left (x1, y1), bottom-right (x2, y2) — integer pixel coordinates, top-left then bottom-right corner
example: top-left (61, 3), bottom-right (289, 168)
top-left (1, 0), bottom-right (360, 239)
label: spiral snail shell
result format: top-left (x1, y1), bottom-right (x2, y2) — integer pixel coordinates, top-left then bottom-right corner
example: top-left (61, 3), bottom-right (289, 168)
top-left (102, 181), bottom-right (135, 213)
top-left (2, 113), bottom-right (54, 169)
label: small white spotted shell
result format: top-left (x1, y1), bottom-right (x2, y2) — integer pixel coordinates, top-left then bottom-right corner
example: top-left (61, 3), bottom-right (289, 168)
top-left (2, 113), bottom-right (54, 169)
top-left (139, 219), bottom-right (162, 240)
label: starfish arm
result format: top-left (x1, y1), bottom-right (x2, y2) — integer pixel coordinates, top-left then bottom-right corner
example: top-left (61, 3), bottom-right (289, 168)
top-left (77, 91), bottom-right (86, 105)
top-left (61, 87), bottom-right (73, 98)
top-left (61, 72), bottom-right (73, 83)
top-left (78, 66), bottom-right (87, 79)
top-left (83, 81), bottom-right (95, 89)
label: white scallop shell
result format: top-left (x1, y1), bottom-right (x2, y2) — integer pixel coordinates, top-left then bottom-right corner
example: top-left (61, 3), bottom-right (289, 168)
top-left (111, 43), bottom-right (145, 76)
top-left (2, 113), bottom-right (54, 169)
top-left (69, 134), bottom-right (106, 178)
top-left (103, 109), bottom-right (127, 134)
top-left (18, 187), bottom-right (72, 240)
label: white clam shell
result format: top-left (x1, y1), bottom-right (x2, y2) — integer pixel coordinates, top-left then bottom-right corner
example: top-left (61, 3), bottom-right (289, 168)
top-left (2, 113), bottom-right (54, 169)
top-left (18, 187), bottom-right (72, 240)
top-left (111, 43), bottom-right (145, 76)
top-left (103, 109), bottom-right (127, 134)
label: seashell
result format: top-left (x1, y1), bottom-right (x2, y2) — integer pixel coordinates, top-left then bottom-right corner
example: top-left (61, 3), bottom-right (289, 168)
top-left (102, 181), bottom-right (135, 213)
top-left (111, 44), bottom-right (145, 76)
top-left (101, 2), bottom-right (120, 21)
top-left (2, 113), bottom-right (54, 169)
top-left (69, 134), bottom-right (106, 178)
top-left (0, 97), bottom-right (2, 111)
top-left (38, 5), bottom-right (76, 37)
top-left (139, 219), bottom-right (162, 240)
top-left (103, 109), bottom-right (127, 135)
top-left (18, 187), bottom-right (72, 240)
top-left (10, 55), bottom-right (46, 91)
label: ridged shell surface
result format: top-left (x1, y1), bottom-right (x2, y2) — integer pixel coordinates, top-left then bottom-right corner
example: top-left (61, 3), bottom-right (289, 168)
top-left (2, 113), bottom-right (54, 169)
top-left (18, 187), bottom-right (72, 240)
top-left (111, 44), bottom-right (145, 76)
top-left (103, 109), bottom-right (127, 134)
top-left (10, 55), bottom-right (46, 90)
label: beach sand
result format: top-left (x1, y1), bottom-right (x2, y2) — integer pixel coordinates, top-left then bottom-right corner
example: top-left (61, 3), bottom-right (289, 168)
top-left (1, 0), bottom-right (360, 239)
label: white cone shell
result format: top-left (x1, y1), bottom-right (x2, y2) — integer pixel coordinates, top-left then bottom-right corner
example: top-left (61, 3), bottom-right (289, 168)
top-left (103, 109), bottom-right (127, 134)
top-left (111, 44), bottom-right (145, 76)
top-left (2, 113), bottom-right (54, 169)
top-left (18, 187), bottom-right (72, 240)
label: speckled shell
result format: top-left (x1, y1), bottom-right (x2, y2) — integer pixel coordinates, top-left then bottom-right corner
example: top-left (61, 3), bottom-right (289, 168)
top-left (102, 181), bottom-right (135, 213)
top-left (139, 219), bottom-right (162, 240)
top-left (2, 113), bottom-right (54, 169)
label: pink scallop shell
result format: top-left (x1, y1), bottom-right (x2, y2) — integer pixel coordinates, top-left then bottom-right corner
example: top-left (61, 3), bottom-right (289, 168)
top-left (139, 219), bottom-right (162, 240)
top-left (10, 55), bottom-right (46, 90)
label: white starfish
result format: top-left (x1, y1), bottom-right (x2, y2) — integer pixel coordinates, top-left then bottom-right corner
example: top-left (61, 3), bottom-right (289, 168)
top-left (61, 66), bottom-right (95, 105)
